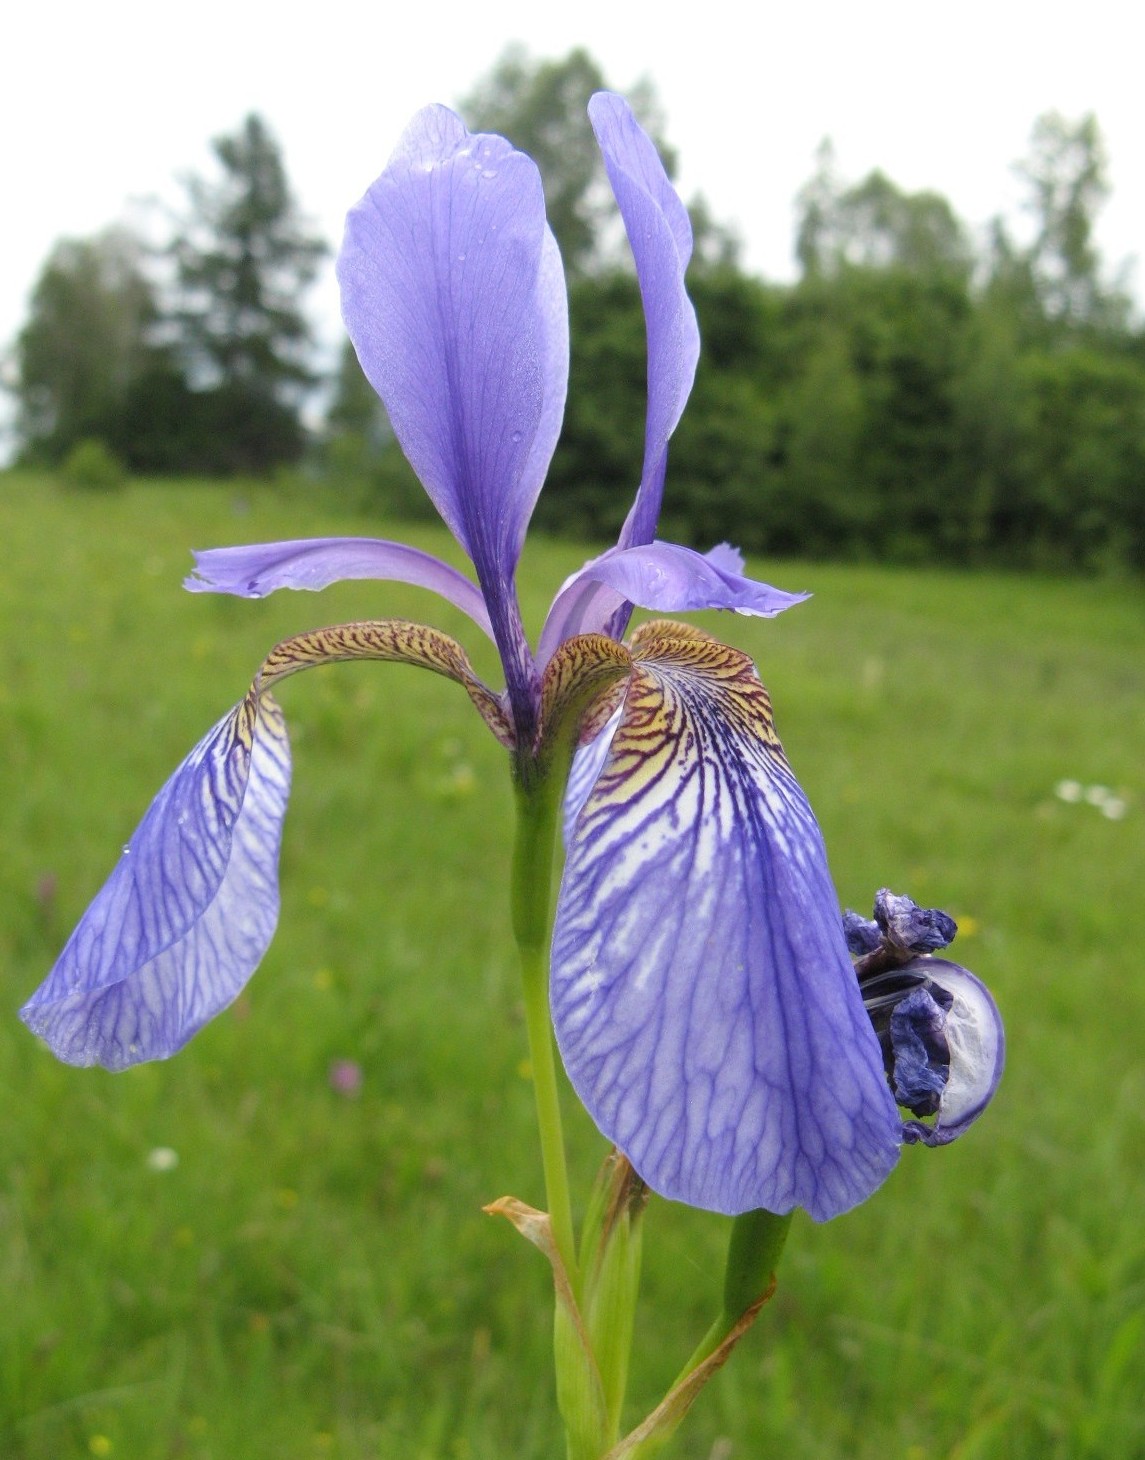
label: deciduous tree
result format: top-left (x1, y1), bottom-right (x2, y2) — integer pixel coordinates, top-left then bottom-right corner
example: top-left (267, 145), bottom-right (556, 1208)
top-left (14, 228), bottom-right (159, 461)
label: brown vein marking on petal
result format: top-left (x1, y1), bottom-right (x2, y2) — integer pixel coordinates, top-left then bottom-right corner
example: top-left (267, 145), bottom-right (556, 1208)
top-left (537, 633), bottom-right (632, 763)
top-left (230, 686), bottom-right (290, 761)
top-left (577, 680), bottom-right (628, 747)
top-left (230, 690), bottom-right (259, 755)
top-left (628, 618), bottom-right (719, 652)
top-left (252, 618), bottom-right (515, 748)
top-left (623, 626), bottom-right (785, 756)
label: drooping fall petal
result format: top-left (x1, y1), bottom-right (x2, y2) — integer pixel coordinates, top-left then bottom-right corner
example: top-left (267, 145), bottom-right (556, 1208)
top-left (21, 619), bottom-right (513, 1070)
top-left (21, 695), bottom-right (291, 1069)
top-left (255, 618), bottom-right (513, 747)
top-left (550, 627), bottom-right (901, 1220)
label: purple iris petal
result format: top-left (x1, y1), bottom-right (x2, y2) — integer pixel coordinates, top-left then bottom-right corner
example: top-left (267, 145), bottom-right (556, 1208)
top-left (562, 707), bottom-right (622, 847)
top-left (538, 542), bottom-right (808, 664)
top-left (898, 958), bottom-right (1005, 1147)
top-left (185, 537), bottom-right (495, 640)
top-left (21, 697), bottom-right (290, 1070)
top-left (550, 644), bottom-right (901, 1220)
top-left (536, 574), bottom-right (625, 668)
top-left (589, 93), bottom-right (700, 550)
top-left (337, 104), bottom-right (567, 730)
top-left (581, 541), bottom-right (808, 617)
top-left (702, 542), bottom-right (747, 575)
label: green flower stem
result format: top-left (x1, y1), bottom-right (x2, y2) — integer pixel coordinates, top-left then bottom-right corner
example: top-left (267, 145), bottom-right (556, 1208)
top-left (512, 772), bottom-right (577, 1280)
top-left (674, 1209), bottom-right (793, 1384)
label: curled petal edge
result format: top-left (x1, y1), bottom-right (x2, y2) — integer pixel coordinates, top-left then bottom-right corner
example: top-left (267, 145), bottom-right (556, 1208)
top-left (537, 542), bottom-right (807, 668)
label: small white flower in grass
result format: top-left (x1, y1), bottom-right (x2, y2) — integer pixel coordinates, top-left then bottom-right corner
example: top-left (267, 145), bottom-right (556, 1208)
top-left (1054, 780), bottom-right (1130, 818)
top-left (146, 1146), bottom-right (179, 1172)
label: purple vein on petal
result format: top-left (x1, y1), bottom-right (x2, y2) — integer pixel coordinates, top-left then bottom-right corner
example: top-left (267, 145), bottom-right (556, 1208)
top-left (337, 104), bottom-right (567, 604)
top-left (20, 697), bottom-right (290, 1070)
top-left (185, 537), bottom-right (495, 640)
top-left (550, 636), bottom-right (900, 1220)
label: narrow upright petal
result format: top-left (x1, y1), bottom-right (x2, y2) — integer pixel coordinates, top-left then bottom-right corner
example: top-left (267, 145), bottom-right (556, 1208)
top-left (337, 105), bottom-right (567, 638)
top-left (21, 695), bottom-right (290, 1069)
top-left (186, 537), bottom-right (495, 640)
top-left (551, 627), bottom-right (901, 1220)
top-left (589, 94), bottom-right (700, 550)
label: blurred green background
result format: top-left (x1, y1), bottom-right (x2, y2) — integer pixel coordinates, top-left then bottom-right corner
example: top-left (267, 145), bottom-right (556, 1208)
top-left (5, 43), bottom-right (1145, 1460)
top-left (1, 472), bottom-right (1141, 1459)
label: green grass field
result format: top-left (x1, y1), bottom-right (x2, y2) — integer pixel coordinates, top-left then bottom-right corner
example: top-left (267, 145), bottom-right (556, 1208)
top-left (1, 472), bottom-right (1143, 1459)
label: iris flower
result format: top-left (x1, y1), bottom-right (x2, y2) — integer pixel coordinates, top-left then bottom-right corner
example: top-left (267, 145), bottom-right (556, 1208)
top-left (21, 94), bottom-right (1002, 1222)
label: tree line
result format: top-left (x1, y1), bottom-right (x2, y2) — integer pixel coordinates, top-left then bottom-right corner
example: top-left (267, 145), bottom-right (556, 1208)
top-left (12, 114), bottom-right (324, 476)
top-left (9, 51), bottom-right (1145, 573)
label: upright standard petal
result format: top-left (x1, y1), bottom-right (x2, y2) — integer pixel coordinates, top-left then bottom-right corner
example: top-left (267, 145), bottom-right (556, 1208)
top-left (186, 537), bottom-right (495, 640)
top-left (21, 695), bottom-right (290, 1070)
top-left (589, 94), bottom-right (700, 550)
top-left (551, 626), bottom-right (901, 1220)
top-left (337, 104), bottom-right (568, 612)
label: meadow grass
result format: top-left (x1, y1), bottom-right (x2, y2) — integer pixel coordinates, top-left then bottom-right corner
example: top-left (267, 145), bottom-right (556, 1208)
top-left (1, 471), bottom-right (1142, 1460)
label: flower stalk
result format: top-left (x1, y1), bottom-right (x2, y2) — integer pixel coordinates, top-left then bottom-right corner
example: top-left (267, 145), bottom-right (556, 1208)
top-left (512, 768), bottom-right (578, 1278)
top-left (20, 87), bottom-right (1006, 1460)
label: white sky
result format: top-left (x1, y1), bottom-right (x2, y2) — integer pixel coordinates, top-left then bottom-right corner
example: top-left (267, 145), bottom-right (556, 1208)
top-left (4, 0), bottom-right (1143, 451)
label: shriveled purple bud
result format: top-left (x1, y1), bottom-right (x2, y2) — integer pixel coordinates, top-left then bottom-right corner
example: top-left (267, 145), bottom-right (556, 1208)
top-left (889, 985), bottom-right (951, 1115)
top-left (874, 889), bottom-right (957, 953)
top-left (843, 909), bottom-right (882, 956)
top-left (859, 956), bottom-right (1003, 1147)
